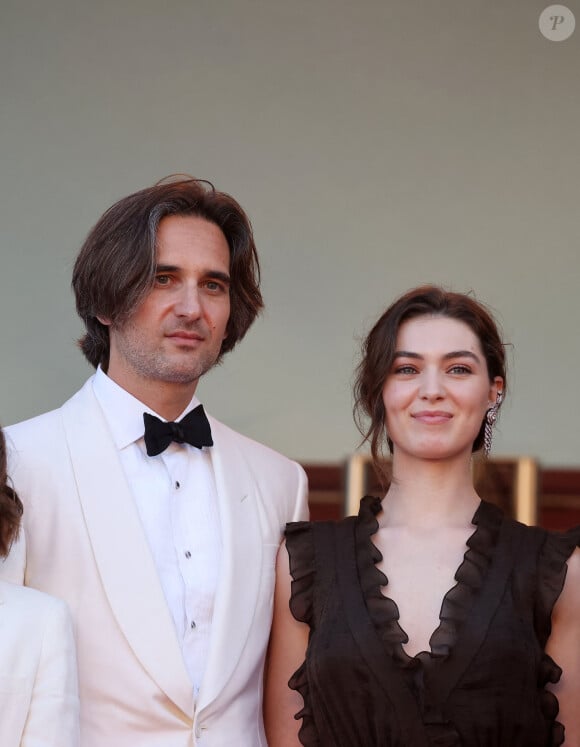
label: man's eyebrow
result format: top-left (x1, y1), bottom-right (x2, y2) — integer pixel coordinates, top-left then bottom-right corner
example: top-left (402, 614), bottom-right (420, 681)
top-left (205, 270), bottom-right (231, 285)
top-left (154, 265), bottom-right (231, 284)
top-left (155, 264), bottom-right (178, 274)
top-left (393, 350), bottom-right (481, 362)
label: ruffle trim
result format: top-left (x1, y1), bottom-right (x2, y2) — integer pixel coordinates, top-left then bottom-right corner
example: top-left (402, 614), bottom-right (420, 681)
top-left (285, 521), bottom-right (321, 746)
top-left (535, 524), bottom-right (580, 746)
top-left (355, 496), bottom-right (411, 668)
top-left (358, 497), bottom-right (578, 747)
top-left (535, 525), bottom-right (580, 645)
top-left (284, 505), bottom-right (580, 747)
top-left (428, 500), bottom-right (502, 662)
top-left (285, 521), bottom-right (316, 626)
top-left (355, 496), bottom-right (502, 746)
top-left (356, 496), bottom-right (501, 670)
top-left (288, 661), bottom-right (320, 747)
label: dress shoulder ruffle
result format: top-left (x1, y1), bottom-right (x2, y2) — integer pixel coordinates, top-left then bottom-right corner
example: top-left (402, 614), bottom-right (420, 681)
top-left (535, 524), bottom-right (580, 746)
top-left (285, 520), bottom-right (321, 746)
top-left (285, 521), bottom-right (317, 626)
top-left (535, 524), bottom-right (580, 644)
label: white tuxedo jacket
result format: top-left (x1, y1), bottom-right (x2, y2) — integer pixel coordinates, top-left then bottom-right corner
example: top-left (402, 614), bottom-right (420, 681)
top-left (2, 377), bottom-right (308, 747)
top-left (0, 580), bottom-right (79, 747)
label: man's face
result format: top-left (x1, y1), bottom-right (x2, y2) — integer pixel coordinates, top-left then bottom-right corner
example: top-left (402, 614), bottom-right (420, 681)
top-left (104, 215), bottom-right (231, 400)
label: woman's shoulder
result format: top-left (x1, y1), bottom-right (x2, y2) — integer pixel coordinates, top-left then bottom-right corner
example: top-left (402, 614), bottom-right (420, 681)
top-left (285, 495), bottom-right (382, 545)
top-left (491, 512), bottom-right (580, 642)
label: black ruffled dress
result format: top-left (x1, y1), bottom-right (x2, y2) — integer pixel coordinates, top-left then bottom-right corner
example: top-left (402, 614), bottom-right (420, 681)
top-left (285, 498), bottom-right (579, 747)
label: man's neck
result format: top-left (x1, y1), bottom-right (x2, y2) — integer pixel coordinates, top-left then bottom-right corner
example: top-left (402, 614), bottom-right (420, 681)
top-left (103, 368), bottom-right (199, 421)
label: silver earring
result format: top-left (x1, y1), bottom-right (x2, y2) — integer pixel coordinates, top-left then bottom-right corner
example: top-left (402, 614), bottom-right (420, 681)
top-left (483, 391), bottom-right (503, 456)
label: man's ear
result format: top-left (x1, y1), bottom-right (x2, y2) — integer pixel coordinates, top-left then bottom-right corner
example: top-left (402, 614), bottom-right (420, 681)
top-left (97, 316), bottom-right (112, 326)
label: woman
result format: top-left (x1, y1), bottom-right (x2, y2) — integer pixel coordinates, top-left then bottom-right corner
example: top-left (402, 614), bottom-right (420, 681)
top-left (265, 286), bottom-right (580, 746)
top-left (0, 427), bottom-right (80, 747)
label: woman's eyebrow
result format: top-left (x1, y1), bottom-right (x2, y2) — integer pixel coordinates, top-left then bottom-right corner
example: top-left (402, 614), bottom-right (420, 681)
top-left (393, 350), bottom-right (481, 363)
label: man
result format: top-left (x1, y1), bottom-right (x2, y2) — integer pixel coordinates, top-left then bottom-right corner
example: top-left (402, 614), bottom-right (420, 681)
top-left (2, 177), bottom-right (308, 746)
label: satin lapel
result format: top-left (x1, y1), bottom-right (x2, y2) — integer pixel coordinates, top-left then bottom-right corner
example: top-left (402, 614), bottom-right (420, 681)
top-left (61, 382), bottom-right (194, 717)
top-left (197, 418), bottom-right (262, 710)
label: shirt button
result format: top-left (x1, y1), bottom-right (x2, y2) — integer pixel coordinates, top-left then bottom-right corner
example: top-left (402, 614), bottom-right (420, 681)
top-left (185, 550), bottom-right (192, 559)
top-left (175, 481), bottom-right (181, 489)
top-left (190, 620), bottom-right (196, 629)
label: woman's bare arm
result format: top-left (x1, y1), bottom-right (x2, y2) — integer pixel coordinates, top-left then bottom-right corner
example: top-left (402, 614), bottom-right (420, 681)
top-left (264, 541), bottom-right (309, 747)
top-left (546, 546), bottom-right (580, 747)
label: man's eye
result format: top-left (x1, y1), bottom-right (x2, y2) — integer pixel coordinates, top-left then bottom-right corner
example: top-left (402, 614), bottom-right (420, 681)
top-left (155, 275), bottom-right (171, 286)
top-left (449, 365), bottom-right (471, 374)
top-left (205, 280), bottom-right (226, 292)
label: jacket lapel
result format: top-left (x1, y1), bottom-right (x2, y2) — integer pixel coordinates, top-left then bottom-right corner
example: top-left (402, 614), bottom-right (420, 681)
top-left (61, 381), bottom-right (194, 717)
top-left (196, 418), bottom-right (262, 710)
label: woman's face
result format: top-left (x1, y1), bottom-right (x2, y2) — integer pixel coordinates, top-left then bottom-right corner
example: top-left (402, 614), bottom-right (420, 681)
top-left (382, 315), bottom-right (503, 462)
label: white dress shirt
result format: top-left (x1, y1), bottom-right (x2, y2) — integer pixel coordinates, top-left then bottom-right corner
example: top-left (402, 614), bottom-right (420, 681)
top-left (92, 367), bottom-right (221, 696)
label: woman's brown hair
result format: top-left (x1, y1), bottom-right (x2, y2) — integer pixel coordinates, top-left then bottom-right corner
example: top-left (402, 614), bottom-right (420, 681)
top-left (0, 428), bottom-right (23, 557)
top-left (354, 285), bottom-right (507, 477)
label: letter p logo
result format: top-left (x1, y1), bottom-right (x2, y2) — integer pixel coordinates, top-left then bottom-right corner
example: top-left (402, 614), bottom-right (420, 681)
top-left (539, 5), bottom-right (576, 40)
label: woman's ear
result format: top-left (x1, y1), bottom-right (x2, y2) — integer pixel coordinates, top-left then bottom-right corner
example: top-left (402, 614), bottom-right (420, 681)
top-left (488, 376), bottom-right (504, 407)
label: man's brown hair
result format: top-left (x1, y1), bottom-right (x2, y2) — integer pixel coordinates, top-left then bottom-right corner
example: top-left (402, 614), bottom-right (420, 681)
top-left (72, 177), bottom-right (264, 369)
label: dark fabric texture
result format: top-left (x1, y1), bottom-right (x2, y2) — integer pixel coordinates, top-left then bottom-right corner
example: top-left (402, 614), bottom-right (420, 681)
top-left (285, 498), bottom-right (580, 747)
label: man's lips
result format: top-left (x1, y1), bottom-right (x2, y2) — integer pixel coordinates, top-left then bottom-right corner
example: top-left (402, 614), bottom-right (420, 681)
top-left (166, 331), bottom-right (205, 344)
top-left (411, 411), bottom-right (453, 424)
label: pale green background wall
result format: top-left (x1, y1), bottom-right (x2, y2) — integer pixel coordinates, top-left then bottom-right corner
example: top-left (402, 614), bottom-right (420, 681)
top-left (1, 0), bottom-right (579, 465)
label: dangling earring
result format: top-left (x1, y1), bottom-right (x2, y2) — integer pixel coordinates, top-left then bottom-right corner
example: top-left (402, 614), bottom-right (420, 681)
top-left (483, 391), bottom-right (503, 457)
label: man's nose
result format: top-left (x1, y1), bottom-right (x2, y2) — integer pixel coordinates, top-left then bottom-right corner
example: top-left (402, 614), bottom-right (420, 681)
top-left (174, 284), bottom-right (202, 318)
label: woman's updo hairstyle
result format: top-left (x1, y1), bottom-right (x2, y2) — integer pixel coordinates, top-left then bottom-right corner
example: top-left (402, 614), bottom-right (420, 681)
top-left (354, 285), bottom-right (506, 474)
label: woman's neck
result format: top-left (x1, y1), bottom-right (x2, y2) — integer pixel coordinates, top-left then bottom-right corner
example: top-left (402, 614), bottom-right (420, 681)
top-left (382, 451), bottom-right (480, 528)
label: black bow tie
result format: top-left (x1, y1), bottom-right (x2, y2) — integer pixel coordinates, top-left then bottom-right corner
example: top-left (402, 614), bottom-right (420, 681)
top-left (143, 405), bottom-right (213, 457)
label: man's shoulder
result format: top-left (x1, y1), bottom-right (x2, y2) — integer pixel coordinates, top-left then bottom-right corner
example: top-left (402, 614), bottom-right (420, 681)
top-left (208, 415), bottom-right (301, 469)
top-left (208, 416), bottom-right (308, 516)
top-left (6, 378), bottom-right (95, 447)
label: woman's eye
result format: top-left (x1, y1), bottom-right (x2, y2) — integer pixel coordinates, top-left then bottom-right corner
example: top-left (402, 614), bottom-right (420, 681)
top-left (155, 275), bottom-right (171, 286)
top-left (395, 365), bottom-right (417, 374)
top-left (449, 365), bottom-right (471, 374)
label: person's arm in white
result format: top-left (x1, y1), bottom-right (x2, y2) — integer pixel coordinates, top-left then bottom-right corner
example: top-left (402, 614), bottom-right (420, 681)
top-left (291, 463), bottom-right (309, 522)
top-left (0, 533), bottom-right (26, 584)
top-left (22, 595), bottom-right (80, 747)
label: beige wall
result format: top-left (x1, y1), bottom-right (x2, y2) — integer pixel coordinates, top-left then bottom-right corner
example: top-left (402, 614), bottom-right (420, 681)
top-left (1, 0), bottom-right (579, 465)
